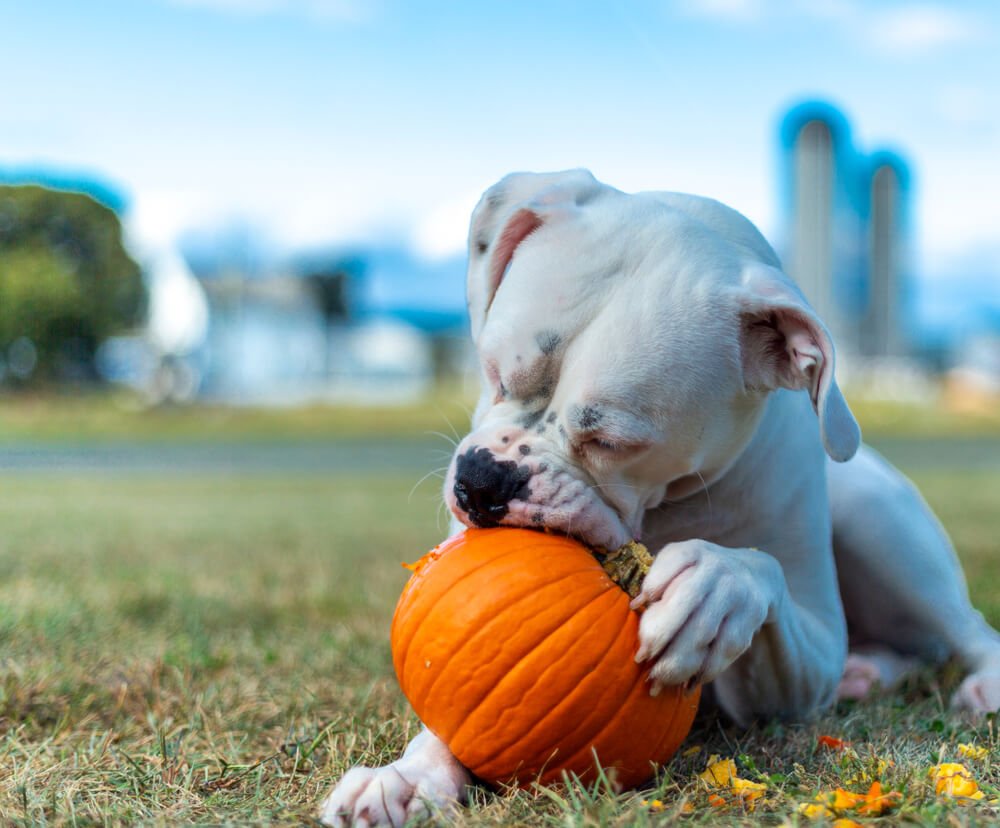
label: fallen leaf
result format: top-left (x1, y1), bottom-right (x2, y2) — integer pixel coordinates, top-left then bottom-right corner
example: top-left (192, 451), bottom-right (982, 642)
top-left (857, 781), bottom-right (902, 815)
top-left (818, 735), bottom-right (848, 751)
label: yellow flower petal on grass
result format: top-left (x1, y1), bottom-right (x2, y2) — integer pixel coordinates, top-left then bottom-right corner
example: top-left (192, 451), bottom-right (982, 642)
top-left (798, 802), bottom-right (835, 820)
top-left (958, 743), bottom-right (990, 761)
top-left (930, 763), bottom-right (986, 803)
top-left (799, 781), bottom-right (902, 820)
top-left (698, 755), bottom-right (736, 787)
top-left (697, 755), bottom-right (767, 812)
top-left (832, 820), bottom-right (863, 828)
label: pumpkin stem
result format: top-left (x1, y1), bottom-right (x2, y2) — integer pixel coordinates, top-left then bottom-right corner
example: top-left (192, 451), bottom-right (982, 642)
top-left (597, 541), bottom-right (653, 599)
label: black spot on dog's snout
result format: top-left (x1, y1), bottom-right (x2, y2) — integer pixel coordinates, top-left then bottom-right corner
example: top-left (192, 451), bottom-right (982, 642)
top-left (518, 444), bottom-right (531, 456)
top-left (577, 405), bottom-right (603, 430)
top-left (545, 411), bottom-right (557, 424)
top-left (532, 510), bottom-right (545, 525)
top-left (519, 409), bottom-right (545, 430)
top-left (453, 446), bottom-right (532, 528)
top-left (535, 330), bottom-right (561, 356)
top-left (475, 237), bottom-right (489, 255)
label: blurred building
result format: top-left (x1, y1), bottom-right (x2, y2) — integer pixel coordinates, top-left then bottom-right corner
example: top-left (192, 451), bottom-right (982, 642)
top-left (778, 101), bottom-right (913, 366)
top-left (191, 254), bottom-right (467, 405)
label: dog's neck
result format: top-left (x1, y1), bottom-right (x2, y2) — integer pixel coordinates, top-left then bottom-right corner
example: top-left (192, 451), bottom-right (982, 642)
top-left (642, 389), bottom-right (831, 554)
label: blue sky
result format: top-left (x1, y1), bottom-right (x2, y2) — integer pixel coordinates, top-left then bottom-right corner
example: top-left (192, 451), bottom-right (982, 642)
top-left (1, 0), bottom-right (998, 331)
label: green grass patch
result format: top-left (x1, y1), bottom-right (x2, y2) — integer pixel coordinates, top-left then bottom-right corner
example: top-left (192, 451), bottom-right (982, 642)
top-left (2, 387), bottom-right (1000, 444)
top-left (0, 469), bottom-right (998, 823)
top-left (0, 388), bottom-right (476, 443)
top-left (847, 396), bottom-right (1000, 439)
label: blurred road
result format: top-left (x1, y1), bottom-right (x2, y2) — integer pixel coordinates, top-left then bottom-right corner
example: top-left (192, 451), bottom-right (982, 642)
top-left (0, 437), bottom-right (997, 474)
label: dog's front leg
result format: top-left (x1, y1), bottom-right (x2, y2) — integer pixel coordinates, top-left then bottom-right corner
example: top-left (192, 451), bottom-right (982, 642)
top-left (634, 539), bottom-right (846, 725)
top-left (319, 727), bottom-right (470, 827)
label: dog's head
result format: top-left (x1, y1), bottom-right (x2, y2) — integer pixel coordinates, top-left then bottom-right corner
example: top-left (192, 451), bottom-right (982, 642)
top-left (445, 170), bottom-right (860, 549)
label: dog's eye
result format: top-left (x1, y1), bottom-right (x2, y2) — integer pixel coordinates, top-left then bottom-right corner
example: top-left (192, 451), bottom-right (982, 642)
top-left (581, 436), bottom-right (648, 457)
top-left (587, 437), bottom-right (622, 452)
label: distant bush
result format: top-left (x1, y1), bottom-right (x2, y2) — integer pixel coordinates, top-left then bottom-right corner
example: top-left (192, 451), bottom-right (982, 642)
top-left (0, 185), bottom-right (145, 383)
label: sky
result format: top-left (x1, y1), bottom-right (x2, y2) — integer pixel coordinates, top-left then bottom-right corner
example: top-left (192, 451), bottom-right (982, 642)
top-left (1, 0), bottom-right (998, 333)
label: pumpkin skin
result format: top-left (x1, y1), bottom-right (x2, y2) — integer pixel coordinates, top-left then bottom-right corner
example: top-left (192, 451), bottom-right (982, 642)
top-left (391, 528), bottom-right (700, 790)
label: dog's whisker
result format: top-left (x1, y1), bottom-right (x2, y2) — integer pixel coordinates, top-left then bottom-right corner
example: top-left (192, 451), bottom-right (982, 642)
top-left (409, 467), bottom-right (449, 501)
top-left (425, 430), bottom-right (459, 448)
top-left (435, 498), bottom-right (451, 534)
top-left (695, 471), bottom-right (712, 517)
top-left (431, 405), bottom-right (467, 445)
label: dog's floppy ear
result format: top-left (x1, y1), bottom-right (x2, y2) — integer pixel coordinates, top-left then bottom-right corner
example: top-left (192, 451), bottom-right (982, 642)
top-left (738, 264), bottom-right (860, 462)
top-left (466, 170), bottom-right (601, 340)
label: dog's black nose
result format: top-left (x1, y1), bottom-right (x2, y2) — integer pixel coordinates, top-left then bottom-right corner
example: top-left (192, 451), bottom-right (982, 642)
top-left (453, 446), bottom-right (531, 527)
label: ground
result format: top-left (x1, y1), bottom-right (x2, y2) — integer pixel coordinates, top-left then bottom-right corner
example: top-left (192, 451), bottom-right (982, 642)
top-left (0, 394), bottom-right (999, 825)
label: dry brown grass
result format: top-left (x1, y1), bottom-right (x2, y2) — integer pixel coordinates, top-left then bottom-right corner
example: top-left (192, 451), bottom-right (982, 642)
top-left (0, 467), bottom-right (998, 824)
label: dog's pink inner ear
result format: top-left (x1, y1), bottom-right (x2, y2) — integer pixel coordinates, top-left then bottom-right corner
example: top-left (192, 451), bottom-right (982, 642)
top-left (485, 208), bottom-right (543, 311)
top-left (742, 308), bottom-right (825, 402)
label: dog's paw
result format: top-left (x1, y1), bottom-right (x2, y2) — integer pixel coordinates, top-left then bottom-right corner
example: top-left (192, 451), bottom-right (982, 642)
top-left (632, 539), bottom-right (779, 689)
top-left (837, 649), bottom-right (920, 700)
top-left (952, 671), bottom-right (1000, 716)
top-left (837, 653), bottom-right (883, 700)
top-left (318, 732), bottom-right (469, 827)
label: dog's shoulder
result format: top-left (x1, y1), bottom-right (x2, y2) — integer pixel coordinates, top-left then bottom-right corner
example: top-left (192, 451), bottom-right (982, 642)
top-left (638, 190), bottom-right (781, 269)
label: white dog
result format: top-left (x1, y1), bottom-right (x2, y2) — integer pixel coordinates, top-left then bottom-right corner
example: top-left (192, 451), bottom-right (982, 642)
top-left (321, 170), bottom-right (1000, 826)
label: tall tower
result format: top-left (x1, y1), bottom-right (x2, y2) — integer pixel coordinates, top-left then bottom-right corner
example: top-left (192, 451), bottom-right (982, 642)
top-left (790, 119), bottom-right (836, 337)
top-left (778, 101), bottom-right (911, 363)
top-left (860, 152), bottom-right (910, 358)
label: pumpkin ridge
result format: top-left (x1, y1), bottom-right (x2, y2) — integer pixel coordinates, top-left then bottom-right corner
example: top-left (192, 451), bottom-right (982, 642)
top-left (647, 684), bottom-right (696, 770)
top-left (407, 566), bottom-right (607, 715)
top-left (393, 536), bottom-right (584, 678)
top-left (448, 583), bottom-right (616, 756)
top-left (551, 658), bottom-right (667, 784)
top-left (485, 595), bottom-right (637, 772)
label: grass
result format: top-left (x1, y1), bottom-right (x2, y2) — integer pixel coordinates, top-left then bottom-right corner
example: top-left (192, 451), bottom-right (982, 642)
top-left (0, 464), bottom-right (999, 825)
top-left (0, 388), bottom-right (476, 443)
top-left (0, 385), bottom-right (999, 443)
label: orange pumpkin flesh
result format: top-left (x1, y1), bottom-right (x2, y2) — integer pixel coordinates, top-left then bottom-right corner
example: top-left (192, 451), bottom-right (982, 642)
top-left (391, 528), bottom-right (700, 789)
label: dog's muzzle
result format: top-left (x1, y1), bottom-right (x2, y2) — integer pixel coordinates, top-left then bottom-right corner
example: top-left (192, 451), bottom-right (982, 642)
top-left (452, 446), bottom-right (532, 528)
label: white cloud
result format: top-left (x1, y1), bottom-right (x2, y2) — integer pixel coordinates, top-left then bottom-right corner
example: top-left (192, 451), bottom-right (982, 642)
top-left (165, 0), bottom-right (373, 22)
top-left (867, 5), bottom-right (979, 55)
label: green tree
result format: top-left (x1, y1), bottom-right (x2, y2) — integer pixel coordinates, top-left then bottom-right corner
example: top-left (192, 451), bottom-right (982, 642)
top-left (0, 185), bottom-right (145, 382)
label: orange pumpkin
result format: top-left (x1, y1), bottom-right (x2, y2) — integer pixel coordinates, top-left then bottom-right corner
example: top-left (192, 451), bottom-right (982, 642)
top-left (391, 528), bottom-right (700, 790)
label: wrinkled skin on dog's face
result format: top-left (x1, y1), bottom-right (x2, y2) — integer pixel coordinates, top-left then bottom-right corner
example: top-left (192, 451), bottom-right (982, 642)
top-left (445, 175), bottom-right (774, 549)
